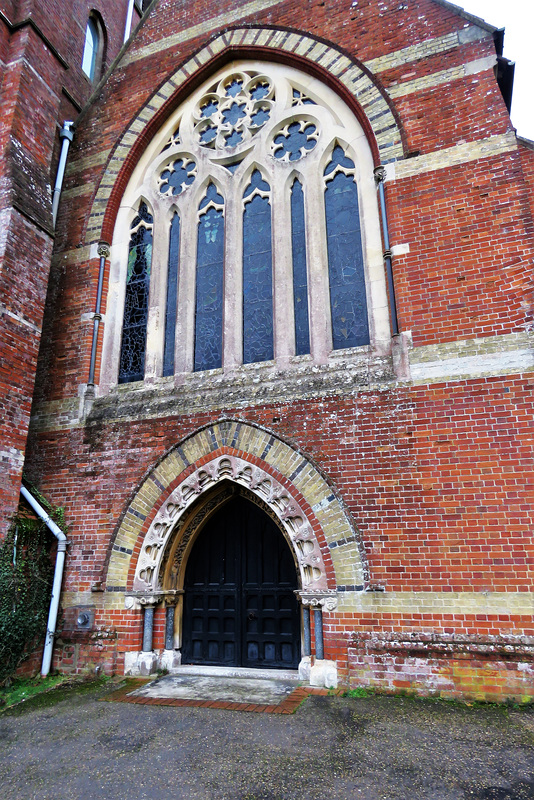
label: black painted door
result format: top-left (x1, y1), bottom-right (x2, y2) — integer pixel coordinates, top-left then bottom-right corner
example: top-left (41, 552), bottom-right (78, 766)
top-left (182, 495), bottom-right (300, 668)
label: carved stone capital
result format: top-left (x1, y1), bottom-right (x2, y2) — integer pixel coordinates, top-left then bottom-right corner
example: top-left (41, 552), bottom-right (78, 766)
top-left (297, 591), bottom-right (338, 611)
top-left (163, 589), bottom-right (183, 606)
top-left (125, 591), bottom-right (165, 609)
top-left (97, 242), bottom-right (110, 259)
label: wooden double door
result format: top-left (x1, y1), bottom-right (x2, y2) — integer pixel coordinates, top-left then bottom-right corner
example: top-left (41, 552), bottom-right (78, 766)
top-left (182, 495), bottom-right (300, 669)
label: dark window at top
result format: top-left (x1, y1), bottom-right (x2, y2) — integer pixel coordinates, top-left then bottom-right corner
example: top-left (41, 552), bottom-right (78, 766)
top-left (243, 170), bottom-right (273, 364)
top-left (324, 146), bottom-right (370, 350)
top-left (291, 180), bottom-right (310, 356)
top-left (194, 184), bottom-right (225, 372)
top-left (118, 202), bottom-right (153, 383)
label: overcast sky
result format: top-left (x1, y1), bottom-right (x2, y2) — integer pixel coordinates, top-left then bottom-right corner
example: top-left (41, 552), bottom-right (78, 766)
top-left (456, 0), bottom-right (533, 140)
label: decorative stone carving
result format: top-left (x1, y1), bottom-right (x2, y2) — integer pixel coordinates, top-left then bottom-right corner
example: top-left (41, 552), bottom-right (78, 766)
top-left (298, 591), bottom-right (338, 611)
top-left (133, 454), bottom-right (329, 592)
top-left (97, 242), bottom-right (110, 258)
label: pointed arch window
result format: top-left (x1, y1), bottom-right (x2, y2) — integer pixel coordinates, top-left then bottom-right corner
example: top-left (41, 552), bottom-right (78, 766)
top-left (82, 16), bottom-right (104, 81)
top-left (118, 202), bottom-right (153, 383)
top-left (105, 61), bottom-right (389, 390)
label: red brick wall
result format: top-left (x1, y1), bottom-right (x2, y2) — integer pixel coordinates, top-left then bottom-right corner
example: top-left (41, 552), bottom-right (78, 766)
top-left (0, 0), bottom-right (130, 533)
top-left (14, 0), bottom-right (534, 698)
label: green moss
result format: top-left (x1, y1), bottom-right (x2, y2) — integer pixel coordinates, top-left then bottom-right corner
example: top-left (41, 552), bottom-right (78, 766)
top-left (1, 676), bottom-right (112, 716)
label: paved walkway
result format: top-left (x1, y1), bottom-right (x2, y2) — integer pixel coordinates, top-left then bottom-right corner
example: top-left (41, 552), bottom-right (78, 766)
top-left (1, 678), bottom-right (533, 800)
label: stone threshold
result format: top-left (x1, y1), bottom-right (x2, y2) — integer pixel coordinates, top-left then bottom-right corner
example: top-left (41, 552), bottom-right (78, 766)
top-left (103, 677), bottom-right (340, 714)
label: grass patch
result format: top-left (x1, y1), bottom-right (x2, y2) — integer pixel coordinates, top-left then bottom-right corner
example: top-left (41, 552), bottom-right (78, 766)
top-left (0, 674), bottom-right (112, 715)
top-left (343, 687), bottom-right (375, 698)
top-left (0, 674), bottom-right (67, 709)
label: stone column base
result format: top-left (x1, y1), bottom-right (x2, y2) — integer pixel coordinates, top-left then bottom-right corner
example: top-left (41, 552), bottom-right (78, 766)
top-left (160, 649), bottom-right (182, 672)
top-left (298, 655), bottom-right (312, 681)
top-left (309, 659), bottom-right (338, 689)
top-left (124, 650), bottom-right (159, 676)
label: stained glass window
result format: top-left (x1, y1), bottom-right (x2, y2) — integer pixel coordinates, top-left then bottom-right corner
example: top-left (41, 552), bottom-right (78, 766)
top-left (118, 202), bottom-right (153, 383)
top-left (110, 63), bottom-right (383, 388)
top-left (194, 184), bottom-right (224, 372)
top-left (243, 170), bottom-right (273, 364)
top-left (325, 146), bottom-right (370, 350)
top-left (163, 212), bottom-right (180, 377)
top-left (291, 180), bottom-right (310, 356)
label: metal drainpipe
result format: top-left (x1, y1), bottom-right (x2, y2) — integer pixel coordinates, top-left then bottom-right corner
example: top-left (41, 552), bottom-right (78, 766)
top-left (124, 0), bottom-right (135, 42)
top-left (88, 243), bottom-right (110, 387)
top-left (20, 486), bottom-right (68, 678)
top-left (374, 165), bottom-right (400, 336)
top-left (52, 121), bottom-right (74, 228)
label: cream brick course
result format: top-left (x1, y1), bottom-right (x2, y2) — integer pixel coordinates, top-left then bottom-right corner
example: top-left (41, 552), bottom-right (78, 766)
top-left (390, 132), bottom-right (517, 180)
top-left (65, 149), bottom-right (110, 177)
top-left (329, 55), bottom-right (352, 76)
top-left (337, 591), bottom-right (534, 615)
top-left (122, 0), bottom-right (288, 65)
top-left (281, 33), bottom-right (303, 53)
top-left (365, 30), bottom-right (464, 74)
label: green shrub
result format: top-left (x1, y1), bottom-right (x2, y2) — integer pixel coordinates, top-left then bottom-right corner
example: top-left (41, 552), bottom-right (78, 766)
top-left (0, 491), bottom-right (66, 685)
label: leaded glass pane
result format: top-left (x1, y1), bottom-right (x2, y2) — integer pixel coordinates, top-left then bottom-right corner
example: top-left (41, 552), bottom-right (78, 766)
top-left (194, 185), bottom-right (224, 372)
top-left (163, 213), bottom-right (180, 377)
top-left (118, 202), bottom-right (153, 383)
top-left (291, 180), bottom-right (310, 356)
top-left (243, 170), bottom-right (273, 364)
top-left (325, 150), bottom-right (370, 350)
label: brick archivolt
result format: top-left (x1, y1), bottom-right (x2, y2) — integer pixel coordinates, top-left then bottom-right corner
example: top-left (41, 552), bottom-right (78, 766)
top-left (87, 26), bottom-right (404, 241)
top-left (106, 421), bottom-right (366, 598)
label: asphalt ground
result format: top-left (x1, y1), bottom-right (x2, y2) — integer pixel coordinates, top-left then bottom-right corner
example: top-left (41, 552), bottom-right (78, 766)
top-left (0, 680), bottom-right (533, 800)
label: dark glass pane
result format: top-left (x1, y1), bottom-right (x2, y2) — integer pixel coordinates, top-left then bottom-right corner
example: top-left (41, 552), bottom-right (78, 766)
top-left (291, 180), bottom-right (310, 356)
top-left (194, 189), bottom-right (224, 372)
top-left (222, 101), bottom-right (246, 126)
top-left (159, 158), bottom-right (195, 196)
top-left (118, 203), bottom-right (153, 383)
top-left (163, 213), bottom-right (180, 377)
top-left (273, 121), bottom-right (317, 161)
top-left (324, 165), bottom-right (370, 349)
top-left (243, 171), bottom-right (273, 364)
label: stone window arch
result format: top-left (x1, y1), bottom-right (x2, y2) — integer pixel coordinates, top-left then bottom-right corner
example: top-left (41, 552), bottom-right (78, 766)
top-left (101, 60), bottom-right (389, 388)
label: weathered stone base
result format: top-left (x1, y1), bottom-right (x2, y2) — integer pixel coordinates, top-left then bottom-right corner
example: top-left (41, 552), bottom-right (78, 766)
top-left (124, 651), bottom-right (159, 676)
top-left (159, 649), bottom-right (182, 672)
top-left (298, 656), bottom-right (311, 682)
top-left (310, 659), bottom-right (338, 689)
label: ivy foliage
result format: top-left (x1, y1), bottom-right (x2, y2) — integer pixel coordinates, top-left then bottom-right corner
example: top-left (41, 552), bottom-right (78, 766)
top-left (0, 488), bottom-right (67, 685)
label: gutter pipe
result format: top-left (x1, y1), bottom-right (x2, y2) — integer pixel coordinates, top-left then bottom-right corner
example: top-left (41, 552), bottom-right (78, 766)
top-left (88, 243), bottom-right (110, 387)
top-left (124, 0), bottom-right (135, 42)
top-left (20, 485), bottom-right (68, 678)
top-left (52, 121), bottom-right (74, 227)
top-left (374, 165), bottom-right (399, 336)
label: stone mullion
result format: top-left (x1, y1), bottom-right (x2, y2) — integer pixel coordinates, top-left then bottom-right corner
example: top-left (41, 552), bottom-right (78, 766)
top-left (174, 197), bottom-right (198, 377)
top-left (272, 171), bottom-right (294, 366)
top-left (223, 189), bottom-right (243, 371)
top-left (144, 209), bottom-right (170, 380)
top-left (305, 171), bottom-right (332, 364)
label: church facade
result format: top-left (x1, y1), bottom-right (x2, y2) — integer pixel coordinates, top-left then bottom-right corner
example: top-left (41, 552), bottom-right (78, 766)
top-left (1, 0), bottom-right (533, 699)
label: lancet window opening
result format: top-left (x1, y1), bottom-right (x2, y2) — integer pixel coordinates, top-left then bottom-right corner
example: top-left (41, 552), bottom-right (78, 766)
top-left (106, 61), bottom-right (387, 388)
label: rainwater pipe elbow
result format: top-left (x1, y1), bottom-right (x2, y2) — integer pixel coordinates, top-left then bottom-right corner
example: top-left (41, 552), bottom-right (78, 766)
top-left (20, 485), bottom-right (68, 678)
top-left (52, 121), bottom-right (74, 228)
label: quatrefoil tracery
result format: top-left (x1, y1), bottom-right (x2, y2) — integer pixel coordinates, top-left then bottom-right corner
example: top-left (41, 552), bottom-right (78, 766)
top-left (193, 72), bottom-right (275, 153)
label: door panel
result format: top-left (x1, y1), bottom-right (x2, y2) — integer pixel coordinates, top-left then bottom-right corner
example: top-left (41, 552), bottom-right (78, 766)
top-left (182, 495), bottom-right (300, 668)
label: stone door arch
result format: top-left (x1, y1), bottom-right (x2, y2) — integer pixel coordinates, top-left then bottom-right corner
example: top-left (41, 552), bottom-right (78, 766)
top-left (105, 420), bottom-right (366, 681)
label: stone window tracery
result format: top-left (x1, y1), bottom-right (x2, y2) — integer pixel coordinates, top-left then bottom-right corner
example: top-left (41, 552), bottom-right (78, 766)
top-left (105, 61), bottom-right (389, 389)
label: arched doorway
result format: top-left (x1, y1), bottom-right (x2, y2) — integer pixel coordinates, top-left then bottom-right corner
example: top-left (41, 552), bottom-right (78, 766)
top-left (182, 495), bottom-right (300, 669)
